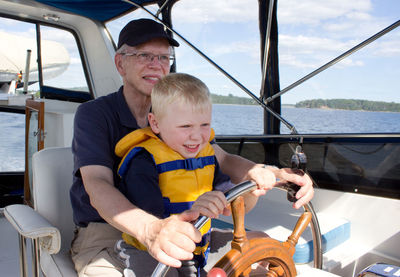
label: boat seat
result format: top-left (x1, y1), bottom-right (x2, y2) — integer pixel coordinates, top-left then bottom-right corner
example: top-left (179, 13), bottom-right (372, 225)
top-left (4, 147), bottom-right (77, 277)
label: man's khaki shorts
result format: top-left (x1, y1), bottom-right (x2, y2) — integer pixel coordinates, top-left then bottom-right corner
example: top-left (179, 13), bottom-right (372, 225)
top-left (71, 222), bottom-right (125, 277)
top-left (71, 222), bottom-right (233, 277)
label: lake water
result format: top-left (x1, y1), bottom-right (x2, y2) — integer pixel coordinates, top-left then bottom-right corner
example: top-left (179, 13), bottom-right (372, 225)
top-left (1, 104), bottom-right (400, 171)
top-left (212, 104), bottom-right (400, 135)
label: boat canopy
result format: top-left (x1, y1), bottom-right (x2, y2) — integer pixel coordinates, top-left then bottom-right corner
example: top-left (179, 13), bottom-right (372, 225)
top-left (34, 0), bottom-right (162, 22)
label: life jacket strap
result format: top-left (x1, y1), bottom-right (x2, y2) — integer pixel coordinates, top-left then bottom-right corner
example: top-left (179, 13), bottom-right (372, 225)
top-left (157, 156), bottom-right (215, 174)
top-left (118, 147), bottom-right (145, 177)
top-left (163, 198), bottom-right (194, 218)
top-left (193, 229), bottom-right (212, 271)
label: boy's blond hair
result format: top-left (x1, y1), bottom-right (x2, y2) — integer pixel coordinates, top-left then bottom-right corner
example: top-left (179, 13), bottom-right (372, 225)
top-left (151, 73), bottom-right (211, 118)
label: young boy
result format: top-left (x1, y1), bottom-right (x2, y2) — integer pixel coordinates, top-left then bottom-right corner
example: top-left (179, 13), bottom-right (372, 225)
top-left (114, 73), bottom-right (261, 276)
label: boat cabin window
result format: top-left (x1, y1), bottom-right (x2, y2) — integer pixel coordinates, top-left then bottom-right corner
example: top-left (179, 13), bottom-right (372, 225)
top-left (0, 18), bottom-right (38, 96)
top-left (0, 15), bottom-right (90, 174)
top-left (39, 25), bottom-right (90, 97)
top-left (107, 1), bottom-right (399, 136)
top-left (172, 0), bottom-right (263, 135)
top-left (276, 0), bottom-right (400, 134)
top-left (0, 16), bottom-right (91, 102)
top-left (0, 110), bottom-right (25, 206)
top-left (0, 111), bottom-right (25, 172)
top-left (106, 1), bottom-right (264, 135)
top-left (0, 18), bottom-right (35, 176)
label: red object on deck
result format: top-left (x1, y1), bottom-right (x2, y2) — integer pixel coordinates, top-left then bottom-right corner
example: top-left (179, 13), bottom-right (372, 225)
top-left (207, 267), bottom-right (227, 277)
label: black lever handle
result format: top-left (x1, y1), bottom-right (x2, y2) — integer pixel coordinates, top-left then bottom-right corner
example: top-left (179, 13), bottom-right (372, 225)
top-left (287, 145), bottom-right (307, 202)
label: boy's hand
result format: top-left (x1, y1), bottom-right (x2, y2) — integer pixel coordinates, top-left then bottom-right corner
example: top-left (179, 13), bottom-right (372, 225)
top-left (190, 191), bottom-right (231, 218)
top-left (247, 164), bottom-right (276, 197)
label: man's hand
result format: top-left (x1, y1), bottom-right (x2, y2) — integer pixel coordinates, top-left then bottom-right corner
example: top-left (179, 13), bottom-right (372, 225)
top-left (274, 167), bottom-right (314, 209)
top-left (212, 144), bottom-right (314, 211)
top-left (190, 191), bottom-right (231, 218)
top-left (143, 210), bottom-right (202, 268)
top-left (248, 164), bottom-right (314, 209)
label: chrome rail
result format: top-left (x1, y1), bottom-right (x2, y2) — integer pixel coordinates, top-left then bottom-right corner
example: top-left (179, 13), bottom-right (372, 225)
top-left (260, 0), bottom-right (276, 97)
top-left (18, 234), bottom-right (28, 277)
top-left (274, 183), bottom-right (323, 269)
top-left (16, 235), bottom-right (40, 277)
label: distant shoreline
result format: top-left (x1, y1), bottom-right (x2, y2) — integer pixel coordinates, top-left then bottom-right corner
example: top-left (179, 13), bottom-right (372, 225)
top-left (211, 96), bottom-right (400, 113)
top-left (212, 103), bottom-right (399, 113)
top-left (295, 99), bottom-right (400, 113)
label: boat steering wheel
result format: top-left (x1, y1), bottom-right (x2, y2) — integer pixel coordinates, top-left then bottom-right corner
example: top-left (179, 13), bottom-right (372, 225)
top-left (151, 181), bottom-right (322, 277)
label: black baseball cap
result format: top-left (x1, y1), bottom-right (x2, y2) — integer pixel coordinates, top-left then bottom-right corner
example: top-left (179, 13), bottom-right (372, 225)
top-left (117, 18), bottom-right (179, 49)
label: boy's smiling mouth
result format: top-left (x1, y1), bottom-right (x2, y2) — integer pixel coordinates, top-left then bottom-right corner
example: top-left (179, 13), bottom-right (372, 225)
top-left (184, 144), bottom-right (200, 153)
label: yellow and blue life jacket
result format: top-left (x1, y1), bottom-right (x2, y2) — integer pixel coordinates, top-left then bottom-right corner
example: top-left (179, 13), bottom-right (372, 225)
top-left (115, 127), bottom-right (216, 268)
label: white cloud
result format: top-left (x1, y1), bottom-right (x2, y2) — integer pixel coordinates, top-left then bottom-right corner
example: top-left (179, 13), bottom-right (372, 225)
top-left (335, 59), bottom-right (364, 67)
top-left (280, 53), bottom-right (312, 68)
top-left (278, 0), bottom-right (372, 25)
top-left (345, 11), bottom-right (372, 21)
top-left (1, 21), bottom-right (77, 53)
top-left (40, 28), bottom-right (77, 50)
top-left (171, 0), bottom-right (376, 28)
top-left (280, 35), bottom-right (349, 53)
top-left (170, 0), bottom-right (388, 33)
top-left (172, 0), bottom-right (257, 23)
top-left (171, 0), bottom-right (398, 72)
top-left (210, 40), bottom-right (259, 60)
top-left (277, 29), bottom-right (399, 69)
top-left (10, 28), bottom-right (36, 40)
top-left (372, 39), bottom-right (400, 57)
top-left (1, 17), bottom-right (23, 27)
top-left (70, 57), bottom-right (82, 65)
top-left (279, 34), bottom-right (353, 68)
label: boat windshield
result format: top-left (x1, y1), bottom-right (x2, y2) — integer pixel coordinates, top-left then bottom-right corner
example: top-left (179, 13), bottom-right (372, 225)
top-left (105, 0), bottom-right (400, 135)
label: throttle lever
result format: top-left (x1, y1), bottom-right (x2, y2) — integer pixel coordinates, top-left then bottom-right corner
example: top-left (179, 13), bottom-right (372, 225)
top-left (287, 145), bottom-right (307, 202)
top-left (292, 145), bottom-right (307, 171)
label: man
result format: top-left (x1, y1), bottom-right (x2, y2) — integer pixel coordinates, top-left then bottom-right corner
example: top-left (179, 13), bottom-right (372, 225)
top-left (70, 18), bottom-right (314, 277)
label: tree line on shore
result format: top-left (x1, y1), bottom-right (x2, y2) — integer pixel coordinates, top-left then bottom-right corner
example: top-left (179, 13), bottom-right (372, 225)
top-left (295, 99), bottom-right (400, 112)
top-left (66, 89), bottom-right (399, 112)
top-left (211, 93), bottom-right (400, 112)
top-left (211, 93), bottom-right (257, 105)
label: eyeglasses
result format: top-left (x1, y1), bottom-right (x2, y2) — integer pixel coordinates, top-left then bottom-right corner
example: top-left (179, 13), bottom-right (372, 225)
top-left (121, 51), bottom-right (175, 66)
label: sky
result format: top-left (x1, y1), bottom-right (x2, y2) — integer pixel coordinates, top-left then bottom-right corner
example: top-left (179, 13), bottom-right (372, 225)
top-left (105, 0), bottom-right (400, 104)
top-left (1, 0), bottom-right (399, 104)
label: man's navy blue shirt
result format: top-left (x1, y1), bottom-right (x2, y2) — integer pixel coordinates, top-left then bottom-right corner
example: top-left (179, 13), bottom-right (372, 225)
top-left (70, 87), bottom-right (140, 226)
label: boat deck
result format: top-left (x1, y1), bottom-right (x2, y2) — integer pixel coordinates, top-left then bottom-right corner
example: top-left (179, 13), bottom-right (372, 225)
top-left (2, 186), bottom-right (399, 277)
